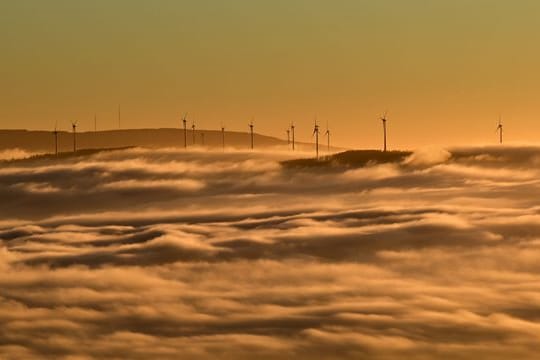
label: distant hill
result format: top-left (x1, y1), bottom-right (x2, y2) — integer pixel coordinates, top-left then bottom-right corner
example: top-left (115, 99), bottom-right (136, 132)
top-left (282, 150), bottom-right (412, 169)
top-left (0, 147), bottom-right (143, 165)
top-left (0, 129), bottom-right (291, 153)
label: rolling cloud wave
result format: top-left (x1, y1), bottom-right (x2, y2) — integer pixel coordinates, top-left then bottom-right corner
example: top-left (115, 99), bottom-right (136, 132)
top-left (1, 146), bottom-right (540, 359)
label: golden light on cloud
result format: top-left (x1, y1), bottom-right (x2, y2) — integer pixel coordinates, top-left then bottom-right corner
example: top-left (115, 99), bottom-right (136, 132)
top-left (1, 146), bottom-right (540, 358)
top-left (2, 2), bottom-right (540, 359)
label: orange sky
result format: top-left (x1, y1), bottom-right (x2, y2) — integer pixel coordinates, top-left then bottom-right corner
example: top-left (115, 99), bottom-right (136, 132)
top-left (1, 0), bottom-right (540, 148)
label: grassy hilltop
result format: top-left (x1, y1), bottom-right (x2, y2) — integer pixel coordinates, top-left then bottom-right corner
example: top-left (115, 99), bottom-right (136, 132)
top-left (282, 150), bottom-right (412, 169)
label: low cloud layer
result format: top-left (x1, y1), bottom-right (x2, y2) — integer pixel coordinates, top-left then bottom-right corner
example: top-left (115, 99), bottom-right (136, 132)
top-left (1, 146), bottom-right (540, 359)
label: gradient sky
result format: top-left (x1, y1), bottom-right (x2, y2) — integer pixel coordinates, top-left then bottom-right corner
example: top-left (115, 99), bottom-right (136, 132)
top-left (2, 0), bottom-right (540, 148)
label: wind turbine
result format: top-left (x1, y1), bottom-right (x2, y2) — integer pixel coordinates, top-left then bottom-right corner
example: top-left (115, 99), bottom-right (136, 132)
top-left (381, 112), bottom-right (388, 152)
top-left (313, 118), bottom-right (320, 159)
top-left (192, 120), bottom-right (196, 145)
top-left (221, 124), bottom-right (225, 150)
top-left (71, 121), bottom-right (78, 152)
top-left (286, 128), bottom-right (290, 146)
top-left (291, 123), bottom-right (296, 151)
top-left (53, 122), bottom-right (59, 156)
top-left (182, 113), bottom-right (188, 148)
top-left (249, 120), bottom-right (254, 150)
top-left (324, 121), bottom-right (330, 153)
top-left (496, 117), bottom-right (503, 144)
top-left (118, 105), bottom-right (121, 129)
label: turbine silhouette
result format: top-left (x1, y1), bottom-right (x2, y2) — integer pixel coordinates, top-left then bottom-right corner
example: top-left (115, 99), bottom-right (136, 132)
top-left (381, 112), bottom-right (388, 152)
top-left (53, 122), bottom-right (59, 156)
top-left (249, 120), bottom-right (254, 150)
top-left (286, 128), bottom-right (290, 146)
top-left (291, 123), bottom-right (296, 151)
top-left (496, 117), bottom-right (503, 144)
top-left (313, 118), bottom-right (320, 159)
top-left (182, 113), bottom-right (188, 148)
top-left (191, 121), bottom-right (196, 145)
top-left (221, 124), bottom-right (225, 150)
top-left (324, 122), bottom-right (330, 153)
top-left (71, 121), bottom-right (78, 153)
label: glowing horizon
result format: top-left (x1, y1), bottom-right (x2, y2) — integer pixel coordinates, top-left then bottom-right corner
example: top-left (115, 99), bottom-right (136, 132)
top-left (2, 0), bottom-right (540, 148)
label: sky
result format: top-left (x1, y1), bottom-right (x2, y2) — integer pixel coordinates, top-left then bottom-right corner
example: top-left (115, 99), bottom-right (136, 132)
top-left (1, 0), bottom-right (540, 148)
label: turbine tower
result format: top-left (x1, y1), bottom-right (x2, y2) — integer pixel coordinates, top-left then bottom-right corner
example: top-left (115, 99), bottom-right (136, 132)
top-left (249, 120), bottom-right (254, 150)
top-left (221, 124), bottom-right (225, 150)
top-left (182, 113), bottom-right (188, 148)
top-left (286, 128), bottom-right (290, 146)
top-left (496, 118), bottom-right (503, 144)
top-left (71, 121), bottom-right (78, 152)
top-left (324, 122), bottom-right (330, 153)
top-left (291, 123), bottom-right (296, 151)
top-left (313, 119), bottom-right (320, 159)
top-left (53, 122), bottom-right (59, 156)
top-left (192, 121), bottom-right (196, 145)
top-left (381, 112), bottom-right (388, 152)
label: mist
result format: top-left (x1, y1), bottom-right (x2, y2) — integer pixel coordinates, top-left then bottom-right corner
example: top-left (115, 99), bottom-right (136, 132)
top-left (1, 145), bottom-right (540, 359)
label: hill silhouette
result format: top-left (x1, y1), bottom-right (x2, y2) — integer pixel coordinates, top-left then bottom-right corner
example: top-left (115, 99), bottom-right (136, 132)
top-left (0, 147), bottom-right (136, 165)
top-left (0, 129), bottom-right (292, 153)
top-left (282, 150), bottom-right (411, 169)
